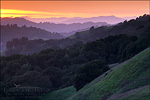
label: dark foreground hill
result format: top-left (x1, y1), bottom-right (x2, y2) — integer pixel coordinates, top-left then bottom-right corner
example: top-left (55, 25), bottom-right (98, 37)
top-left (40, 48), bottom-right (150, 100)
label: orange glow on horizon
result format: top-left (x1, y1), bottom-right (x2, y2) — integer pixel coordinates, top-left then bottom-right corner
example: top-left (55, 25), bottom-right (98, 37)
top-left (1, 9), bottom-right (89, 18)
top-left (1, 1), bottom-right (149, 18)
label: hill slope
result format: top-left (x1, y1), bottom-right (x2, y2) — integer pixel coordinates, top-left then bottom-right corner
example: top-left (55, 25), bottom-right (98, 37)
top-left (68, 48), bottom-right (150, 100)
top-left (69, 14), bottom-right (150, 43)
top-left (40, 48), bottom-right (150, 100)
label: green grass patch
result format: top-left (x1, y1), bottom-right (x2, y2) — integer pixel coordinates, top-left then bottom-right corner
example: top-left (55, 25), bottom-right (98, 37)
top-left (39, 86), bottom-right (76, 100)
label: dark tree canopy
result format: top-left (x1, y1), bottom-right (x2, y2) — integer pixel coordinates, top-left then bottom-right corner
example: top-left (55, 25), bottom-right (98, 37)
top-left (74, 60), bottom-right (109, 91)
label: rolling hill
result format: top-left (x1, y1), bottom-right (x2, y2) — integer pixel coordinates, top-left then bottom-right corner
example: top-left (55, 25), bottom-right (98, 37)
top-left (40, 47), bottom-right (150, 100)
top-left (0, 24), bottom-right (64, 52)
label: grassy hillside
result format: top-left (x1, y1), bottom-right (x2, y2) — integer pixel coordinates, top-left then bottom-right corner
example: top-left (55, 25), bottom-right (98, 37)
top-left (40, 48), bottom-right (150, 100)
top-left (40, 86), bottom-right (76, 100)
top-left (68, 47), bottom-right (150, 100)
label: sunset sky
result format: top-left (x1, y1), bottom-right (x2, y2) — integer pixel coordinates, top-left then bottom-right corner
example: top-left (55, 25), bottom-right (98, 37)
top-left (1, 1), bottom-right (149, 18)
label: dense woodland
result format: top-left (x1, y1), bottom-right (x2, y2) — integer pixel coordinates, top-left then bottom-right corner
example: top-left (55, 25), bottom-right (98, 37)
top-left (1, 34), bottom-right (150, 99)
top-left (0, 14), bottom-right (150, 100)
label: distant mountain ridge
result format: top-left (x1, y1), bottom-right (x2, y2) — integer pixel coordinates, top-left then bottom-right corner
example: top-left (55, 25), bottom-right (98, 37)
top-left (25, 15), bottom-right (127, 24)
top-left (62, 16), bottom-right (125, 24)
top-left (1, 17), bottom-right (109, 35)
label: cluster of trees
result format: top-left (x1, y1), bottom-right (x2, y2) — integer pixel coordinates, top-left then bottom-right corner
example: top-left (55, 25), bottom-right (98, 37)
top-left (74, 60), bottom-right (109, 90)
top-left (6, 37), bottom-right (28, 49)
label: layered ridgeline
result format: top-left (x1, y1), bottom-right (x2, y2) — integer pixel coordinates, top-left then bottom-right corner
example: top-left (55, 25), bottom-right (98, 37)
top-left (0, 25), bottom-right (64, 52)
top-left (1, 17), bottom-right (109, 35)
top-left (40, 48), bottom-right (150, 100)
top-left (4, 14), bottom-right (150, 56)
